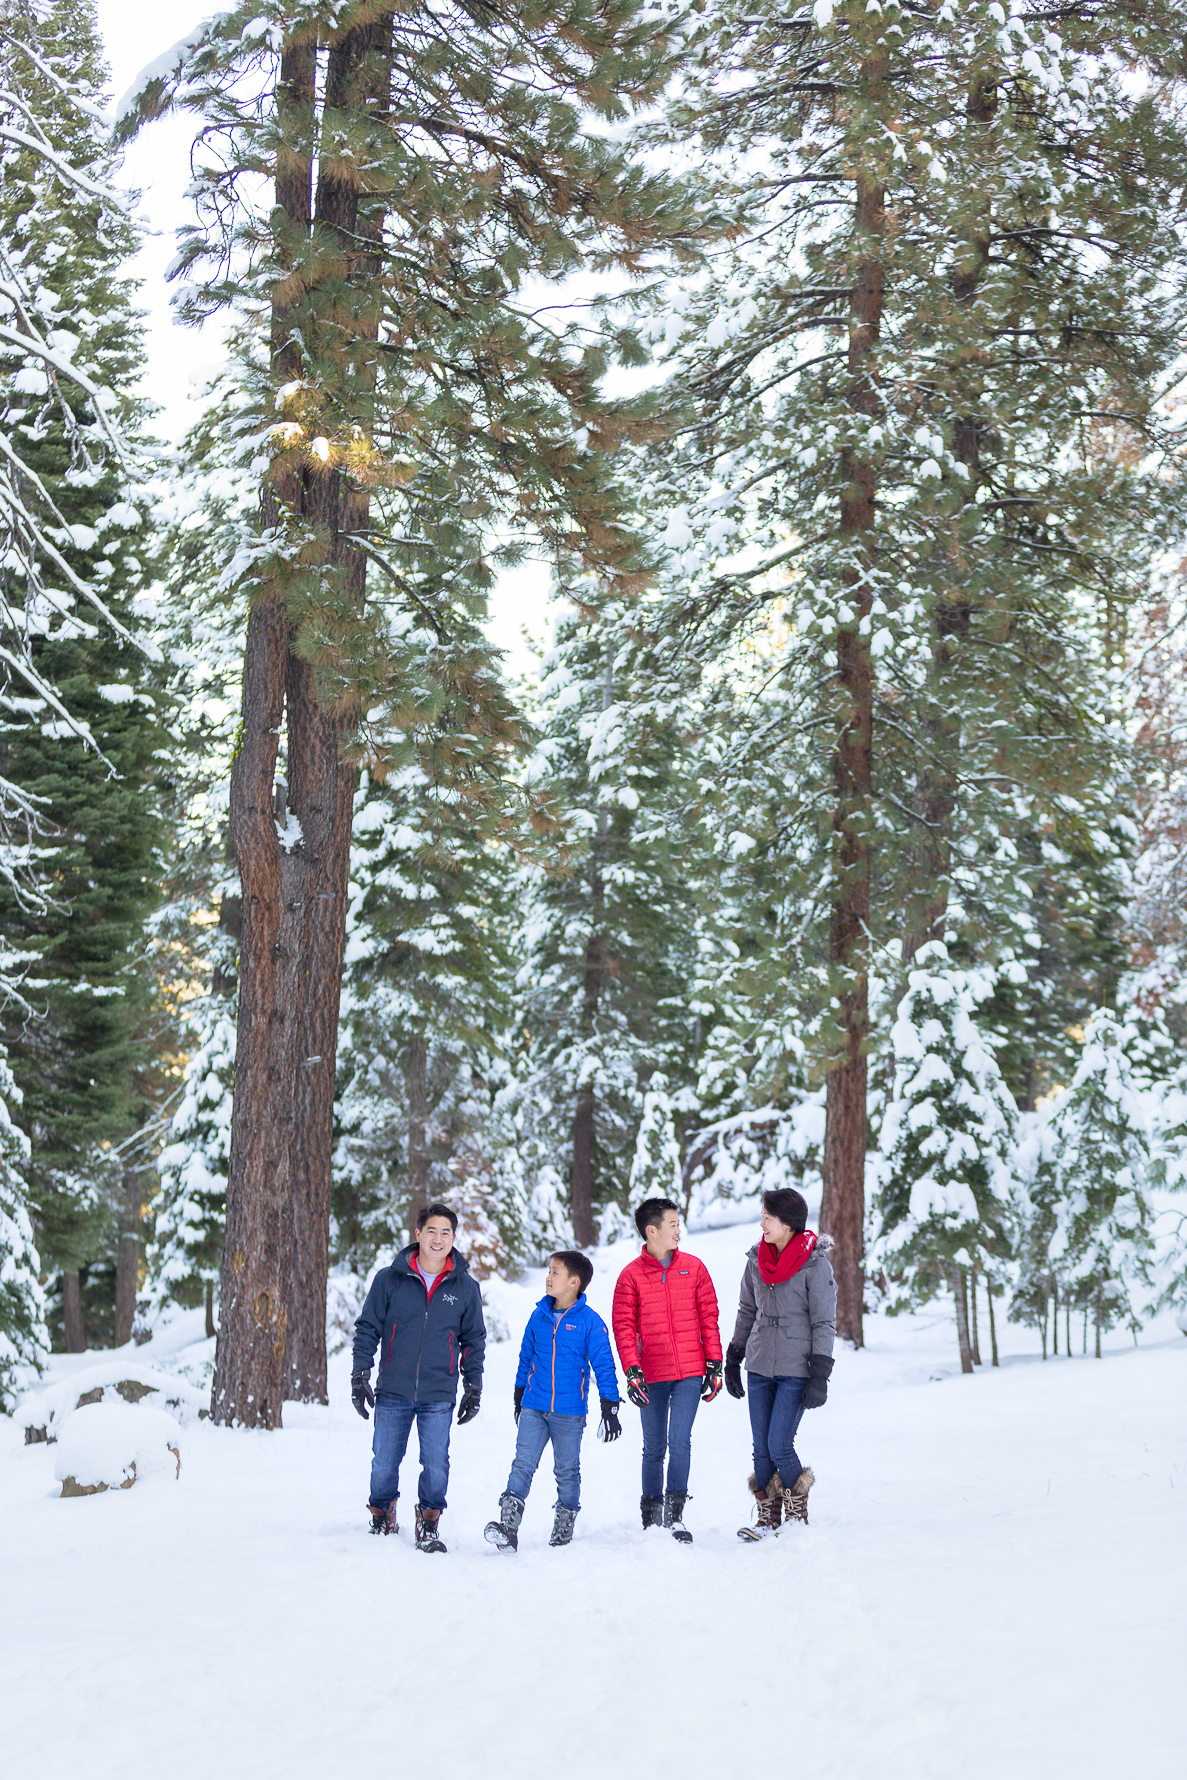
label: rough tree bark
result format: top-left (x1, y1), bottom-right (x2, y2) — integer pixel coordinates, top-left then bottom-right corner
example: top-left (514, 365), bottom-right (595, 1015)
top-left (950, 1263), bottom-right (974, 1374)
top-left (282, 20), bottom-right (392, 1402)
top-left (62, 1269), bottom-right (83, 1352)
top-left (820, 97), bottom-right (885, 1348)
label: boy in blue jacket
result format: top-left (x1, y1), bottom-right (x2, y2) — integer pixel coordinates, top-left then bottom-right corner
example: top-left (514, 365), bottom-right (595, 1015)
top-left (484, 1250), bottom-right (621, 1551)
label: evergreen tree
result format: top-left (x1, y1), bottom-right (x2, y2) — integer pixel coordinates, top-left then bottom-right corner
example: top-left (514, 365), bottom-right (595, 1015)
top-left (874, 944), bottom-right (1017, 1372)
top-left (120, 0), bottom-right (706, 1424)
top-left (1, 0), bottom-right (170, 1353)
top-left (0, 1050), bottom-right (46, 1407)
top-left (513, 602), bottom-right (703, 1245)
top-left (643, 0), bottom-right (1187, 1346)
top-left (1017, 1010), bottom-right (1154, 1355)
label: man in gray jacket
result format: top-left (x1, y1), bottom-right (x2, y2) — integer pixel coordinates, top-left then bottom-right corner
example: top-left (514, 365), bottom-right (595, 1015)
top-left (724, 1186), bottom-right (836, 1539)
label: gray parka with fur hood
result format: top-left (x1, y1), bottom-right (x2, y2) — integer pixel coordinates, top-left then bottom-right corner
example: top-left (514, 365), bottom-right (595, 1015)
top-left (730, 1241), bottom-right (837, 1378)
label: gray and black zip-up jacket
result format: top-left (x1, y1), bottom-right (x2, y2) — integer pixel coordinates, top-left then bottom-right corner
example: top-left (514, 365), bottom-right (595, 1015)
top-left (730, 1243), bottom-right (837, 1378)
top-left (352, 1246), bottom-right (485, 1403)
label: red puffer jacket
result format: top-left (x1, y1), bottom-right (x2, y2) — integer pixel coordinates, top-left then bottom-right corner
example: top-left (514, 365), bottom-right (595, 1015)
top-left (612, 1249), bottom-right (722, 1383)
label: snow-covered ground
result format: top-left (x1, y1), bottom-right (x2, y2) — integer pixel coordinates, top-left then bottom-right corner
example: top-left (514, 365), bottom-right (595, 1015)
top-left (3, 1224), bottom-right (1183, 1780)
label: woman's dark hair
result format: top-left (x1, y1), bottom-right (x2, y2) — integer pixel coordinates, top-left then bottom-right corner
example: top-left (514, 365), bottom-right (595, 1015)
top-left (634, 1196), bottom-right (679, 1240)
top-left (762, 1188), bottom-right (808, 1235)
top-left (551, 1250), bottom-right (593, 1295)
top-left (415, 1201), bottom-right (459, 1234)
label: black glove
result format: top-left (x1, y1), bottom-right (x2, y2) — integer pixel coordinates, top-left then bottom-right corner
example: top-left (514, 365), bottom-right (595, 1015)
top-left (351, 1372), bottom-right (375, 1420)
top-left (513, 1385), bottom-right (524, 1424)
top-left (457, 1383), bottom-right (481, 1424)
top-left (701, 1359), bottom-right (723, 1403)
top-left (802, 1352), bottom-right (834, 1410)
top-left (724, 1342), bottom-right (745, 1400)
top-left (625, 1365), bottom-right (650, 1408)
top-left (597, 1397), bottom-right (622, 1442)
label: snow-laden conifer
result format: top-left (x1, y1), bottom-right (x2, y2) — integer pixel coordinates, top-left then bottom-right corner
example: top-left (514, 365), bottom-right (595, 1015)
top-left (0, 1049), bottom-right (46, 1406)
top-left (874, 944), bottom-right (1017, 1371)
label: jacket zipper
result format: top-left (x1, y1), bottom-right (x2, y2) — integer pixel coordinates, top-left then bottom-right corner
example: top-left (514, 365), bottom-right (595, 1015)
top-left (551, 1318), bottom-right (558, 1412)
top-left (663, 1260), bottom-right (678, 1364)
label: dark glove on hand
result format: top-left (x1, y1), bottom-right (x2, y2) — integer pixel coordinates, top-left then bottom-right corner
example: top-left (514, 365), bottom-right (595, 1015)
top-left (802, 1352), bottom-right (834, 1410)
top-left (724, 1342), bottom-right (746, 1400)
top-left (701, 1359), bottom-right (723, 1403)
top-left (351, 1372), bottom-right (375, 1421)
top-left (597, 1397), bottom-right (622, 1442)
top-left (513, 1385), bottom-right (524, 1425)
top-left (625, 1365), bottom-right (650, 1408)
top-left (457, 1384), bottom-right (481, 1424)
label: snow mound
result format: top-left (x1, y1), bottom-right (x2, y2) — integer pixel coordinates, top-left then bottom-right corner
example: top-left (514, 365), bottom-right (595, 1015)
top-left (53, 1402), bottom-right (182, 1496)
top-left (20, 1360), bottom-right (207, 1443)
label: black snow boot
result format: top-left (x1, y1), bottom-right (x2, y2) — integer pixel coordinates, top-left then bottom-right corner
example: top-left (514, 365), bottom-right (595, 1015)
top-left (368, 1501), bottom-right (397, 1536)
top-left (664, 1490), bottom-right (693, 1544)
top-left (415, 1505), bottom-right (447, 1553)
top-left (640, 1496), bottom-right (664, 1529)
top-left (549, 1505), bottom-right (578, 1547)
top-left (484, 1492), bottom-right (525, 1553)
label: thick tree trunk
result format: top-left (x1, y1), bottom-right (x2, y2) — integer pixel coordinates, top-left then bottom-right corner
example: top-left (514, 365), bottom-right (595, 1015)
top-left (212, 596), bottom-right (305, 1429)
top-left (205, 1279), bottom-right (216, 1341)
top-left (950, 1264), bottom-right (974, 1374)
top-left (114, 1166), bottom-right (142, 1346)
top-left (986, 1273), bottom-right (999, 1367)
top-left (821, 139), bottom-right (884, 1348)
top-left (406, 1027), bottom-right (429, 1243)
top-left (62, 1269), bottom-right (83, 1353)
top-left (281, 21), bottom-right (391, 1402)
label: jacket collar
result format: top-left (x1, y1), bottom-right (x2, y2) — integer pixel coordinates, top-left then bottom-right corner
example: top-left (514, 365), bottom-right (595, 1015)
top-left (637, 1245), bottom-right (681, 1273)
top-left (537, 1292), bottom-right (587, 1314)
top-left (393, 1243), bottom-right (469, 1278)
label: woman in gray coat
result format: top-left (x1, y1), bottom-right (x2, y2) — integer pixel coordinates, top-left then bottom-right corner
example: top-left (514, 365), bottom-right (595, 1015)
top-left (724, 1186), bottom-right (837, 1539)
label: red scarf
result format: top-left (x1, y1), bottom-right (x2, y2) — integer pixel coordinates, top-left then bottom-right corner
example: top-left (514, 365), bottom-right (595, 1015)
top-left (756, 1230), bottom-right (817, 1284)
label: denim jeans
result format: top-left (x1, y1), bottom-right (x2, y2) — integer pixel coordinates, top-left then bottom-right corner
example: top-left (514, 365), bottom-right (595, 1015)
top-left (638, 1375), bottom-right (702, 1499)
top-left (747, 1373), bottom-right (807, 1492)
top-left (506, 1406), bottom-right (586, 1512)
top-left (369, 1393), bottom-right (453, 1512)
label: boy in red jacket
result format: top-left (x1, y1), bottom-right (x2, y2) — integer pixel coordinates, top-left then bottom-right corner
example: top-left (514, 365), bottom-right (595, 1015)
top-left (611, 1197), bottom-right (722, 1542)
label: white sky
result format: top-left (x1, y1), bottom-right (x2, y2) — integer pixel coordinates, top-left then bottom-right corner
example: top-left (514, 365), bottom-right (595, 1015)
top-left (94, 0), bottom-right (552, 679)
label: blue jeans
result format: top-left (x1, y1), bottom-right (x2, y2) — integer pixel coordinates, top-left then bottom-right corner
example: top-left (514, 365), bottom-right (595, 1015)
top-left (506, 1406), bottom-right (586, 1512)
top-left (747, 1373), bottom-right (807, 1492)
top-left (369, 1394), bottom-right (453, 1512)
top-left (638, 1375), bottom-right (701, 1499)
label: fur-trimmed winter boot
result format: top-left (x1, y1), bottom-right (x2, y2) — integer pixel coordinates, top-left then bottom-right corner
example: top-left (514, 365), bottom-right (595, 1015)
top-left (368, 1501), bottom-right (397, 1536)
top-left (641, 1496), bottom-right (664, 1529)
top-left (780, 1467), bottom-right (815, 1527)
top-left (415, 1504), bottom-right (447, 1552)
top-left (484, 1492), bottom-right (525, 1552)
top-left (549, 1504), bottom-right (578, 1547)
top-left (663, 1490), bottom-right (693, 1544)
top-left (737, 1472), bottom-right (783, 1543)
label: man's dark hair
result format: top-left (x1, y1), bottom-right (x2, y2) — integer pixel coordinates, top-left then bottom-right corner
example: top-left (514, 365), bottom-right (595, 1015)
top-left (551, 1250), bottom-right (593, 1295)
top-left (762, 1187), bottom-right (808, 1235)
top-left (634, 1196), bottom-right (680, 1241)
top-left (415, 1201), bottom-right (459, 1234)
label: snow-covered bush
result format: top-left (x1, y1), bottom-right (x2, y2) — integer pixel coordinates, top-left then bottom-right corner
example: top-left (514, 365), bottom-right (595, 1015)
top-left (0, 1048), bottom-right (47, 1409)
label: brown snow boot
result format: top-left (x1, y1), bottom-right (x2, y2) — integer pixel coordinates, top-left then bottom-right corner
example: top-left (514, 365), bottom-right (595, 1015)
top-left (737, 1472), bottom-right (783, 1543)
top-left (368, 1501), bottom-right (397, 1536)
top-left (780, 1467), bottom-right (815, 1527)
top-left (415, 1505), bottom-right (447, 1553)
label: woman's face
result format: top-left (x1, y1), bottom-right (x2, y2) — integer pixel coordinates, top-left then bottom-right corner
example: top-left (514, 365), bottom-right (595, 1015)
top-left (761, 1208), bottom-right (795, 1247)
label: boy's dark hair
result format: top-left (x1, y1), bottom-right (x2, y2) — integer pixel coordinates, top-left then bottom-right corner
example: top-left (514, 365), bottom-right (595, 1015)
top-left (634, 1196), bottom-right (679, 1241)
top-left (415, 1201), bottom-right (459, 1234)
top-left (762, 1187), bottom-right (808, 1235)
top-left (551, 1250), bottom-right (593, 1295)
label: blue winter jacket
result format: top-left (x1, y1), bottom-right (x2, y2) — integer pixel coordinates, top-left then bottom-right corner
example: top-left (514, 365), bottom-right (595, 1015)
top-left (516, 1294), bottom-right (620, 1416)
top-left (352, 1246), bottom-right (486, 1404)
